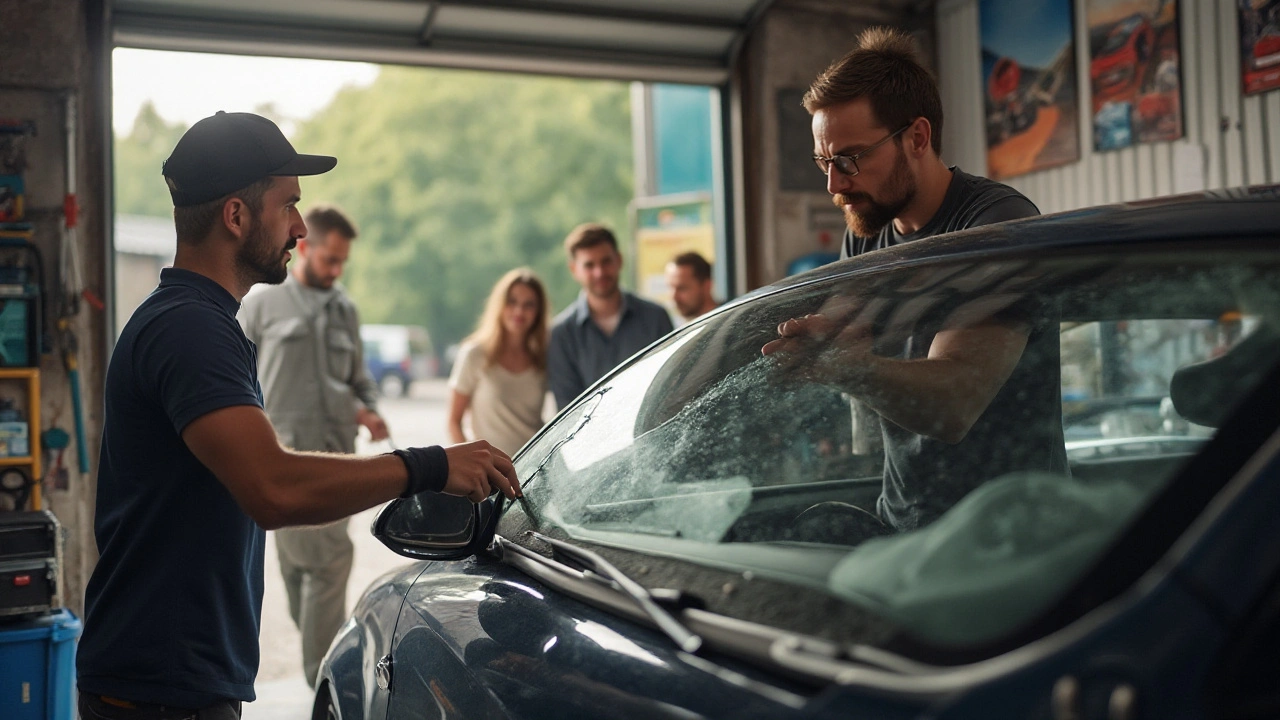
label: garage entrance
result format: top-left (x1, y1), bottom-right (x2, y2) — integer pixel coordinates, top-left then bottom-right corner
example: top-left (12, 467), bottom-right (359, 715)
top-left (107, 4), bottom-right (772, 709)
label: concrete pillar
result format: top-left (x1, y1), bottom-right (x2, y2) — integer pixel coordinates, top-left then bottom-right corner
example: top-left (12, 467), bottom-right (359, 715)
top-left (0, 0), bottom-right (111, 617)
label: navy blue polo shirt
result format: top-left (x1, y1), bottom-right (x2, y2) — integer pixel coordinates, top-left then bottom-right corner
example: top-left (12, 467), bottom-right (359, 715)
top-left (78, 268), bottom-right (266, 708)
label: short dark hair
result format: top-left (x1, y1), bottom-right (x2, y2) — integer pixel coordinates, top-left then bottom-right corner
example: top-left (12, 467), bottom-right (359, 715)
top-left (563, 223), bottom-right (619, 258)
top-left (304, 204), bottom-right (359, 242)
top-left (173, 176), bottom-right (273, 245)
top-left (803, 27), bottom-right (944, 156)
top-left (670, 251), bottom-right (712, 282)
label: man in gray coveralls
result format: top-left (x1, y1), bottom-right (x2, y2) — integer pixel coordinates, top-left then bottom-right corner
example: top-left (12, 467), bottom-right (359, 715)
top-left (238, 204), bottom-right (389, 686)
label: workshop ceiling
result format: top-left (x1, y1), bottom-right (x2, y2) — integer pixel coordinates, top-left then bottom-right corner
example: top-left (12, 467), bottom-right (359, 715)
top-left (112, 0), bottom-right (776, 85)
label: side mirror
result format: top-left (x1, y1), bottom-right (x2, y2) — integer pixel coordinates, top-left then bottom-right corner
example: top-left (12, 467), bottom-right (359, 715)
top-left (373, 492), bottom-right (499, 560)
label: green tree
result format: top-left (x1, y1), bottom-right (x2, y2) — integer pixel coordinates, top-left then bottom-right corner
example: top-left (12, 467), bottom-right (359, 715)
top-left (291, 67), bottom-right (634, 353)
top-left (113, 102), bottom-right (188, 218)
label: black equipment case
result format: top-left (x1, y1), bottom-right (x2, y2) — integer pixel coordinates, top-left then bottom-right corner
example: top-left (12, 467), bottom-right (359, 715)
top-left (0, 510), bottom-right (59, 618)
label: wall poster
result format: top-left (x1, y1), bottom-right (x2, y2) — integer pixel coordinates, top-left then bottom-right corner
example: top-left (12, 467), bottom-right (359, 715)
top-left (1086, 0), bottom-right (1183, 150)
top-left (1239, 0), bottom-right (1280, 95)
top-left (631, 193), bottom-right (715, 307)
top-left (979, 0), bottom-right (1081, 179)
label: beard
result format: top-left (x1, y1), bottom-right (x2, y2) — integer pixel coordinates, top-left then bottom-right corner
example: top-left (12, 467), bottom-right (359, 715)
top-left (587, 278), bottom-right (619, 300)
top-left (302, 259), bottom-right (334, 289)
top-left (833, 146), bottom-right (917, 238)
top-left (674, 296), bottom-right (702, 319)
top-left (234, 215), bottom-right (293, 287)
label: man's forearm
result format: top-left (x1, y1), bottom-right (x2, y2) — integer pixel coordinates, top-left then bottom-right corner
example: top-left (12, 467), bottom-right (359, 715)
top-left (247, 450), bottom-right (409, 529)
top-left (831, 354), bottom-right (1002, 444)
top-left (183, 406), bottom-right (410, 529)
top-left (828, 322), bottom-right (1027, 443)
top-left (186, 405), bottom-right (520, 529)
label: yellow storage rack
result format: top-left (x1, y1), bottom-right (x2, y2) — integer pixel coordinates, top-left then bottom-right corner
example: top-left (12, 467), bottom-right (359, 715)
top-left (0, 367), bottom-right (40, 510)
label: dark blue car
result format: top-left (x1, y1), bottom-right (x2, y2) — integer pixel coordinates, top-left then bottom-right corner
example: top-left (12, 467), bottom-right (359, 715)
top-left (317, 188), bottom-right (1280, 719)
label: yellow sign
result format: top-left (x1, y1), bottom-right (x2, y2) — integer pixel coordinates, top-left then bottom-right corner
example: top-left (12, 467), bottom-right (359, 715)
top-left (632, 194), bottom-right (715, 306)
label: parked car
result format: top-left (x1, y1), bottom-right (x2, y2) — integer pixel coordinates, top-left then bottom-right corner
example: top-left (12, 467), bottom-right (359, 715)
top-left (1090, 14), bottom-right (1154, 111)
top-left (1257, 29), bottom-right (1280, 67)
top-left (1244, 0), bottom-right (1280, 69)
top-left (319, 188), bottom-right (1280, 719)
top-left (984, 56), bottom-right (1039, 147)
top-left (360, 324), bottom-right (436, 398)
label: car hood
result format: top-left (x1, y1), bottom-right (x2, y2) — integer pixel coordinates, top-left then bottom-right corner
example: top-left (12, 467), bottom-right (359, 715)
top-left (386, 557), bottom-right (872, 719)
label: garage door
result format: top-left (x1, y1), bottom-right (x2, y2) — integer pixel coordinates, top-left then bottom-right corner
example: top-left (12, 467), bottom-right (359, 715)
top-left (111, 0), bottom-right (773, 85)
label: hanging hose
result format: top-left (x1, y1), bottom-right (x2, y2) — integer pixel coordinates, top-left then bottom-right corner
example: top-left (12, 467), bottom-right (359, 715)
top-left (57, 317), bottom-right (88, 474)
top-left (58, 91), bottom-right (92, 475)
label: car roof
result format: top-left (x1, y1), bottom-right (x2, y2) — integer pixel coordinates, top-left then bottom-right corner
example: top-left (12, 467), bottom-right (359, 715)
top-left (748, 186), bottom-right (1280, 301)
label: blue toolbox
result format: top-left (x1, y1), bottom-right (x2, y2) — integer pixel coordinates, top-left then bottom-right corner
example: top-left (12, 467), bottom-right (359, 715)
top-left (0, 608), bottom-right (80, 720)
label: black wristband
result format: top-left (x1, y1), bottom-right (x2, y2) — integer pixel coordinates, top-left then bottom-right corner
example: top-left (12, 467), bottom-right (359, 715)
top-left (393, 446), bottom-right (450, 498)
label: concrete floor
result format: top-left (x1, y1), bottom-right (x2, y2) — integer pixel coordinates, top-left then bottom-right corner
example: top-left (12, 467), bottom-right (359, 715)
top-left (243, 380), bottom-right (450, 720)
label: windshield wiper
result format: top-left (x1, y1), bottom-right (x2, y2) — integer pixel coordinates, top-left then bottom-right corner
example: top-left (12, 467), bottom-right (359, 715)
top-left (495, 535), bottom-right (920, 689)
top-left (524, 530), bottom-right (703, 654)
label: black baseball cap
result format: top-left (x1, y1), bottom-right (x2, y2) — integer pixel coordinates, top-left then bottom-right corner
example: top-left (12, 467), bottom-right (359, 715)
top-left (162, 111), bottom-right (337, 207)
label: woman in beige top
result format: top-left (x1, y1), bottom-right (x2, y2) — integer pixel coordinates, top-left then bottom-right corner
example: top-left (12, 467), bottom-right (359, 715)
top-left (448, 268), bottom-right (551, 456)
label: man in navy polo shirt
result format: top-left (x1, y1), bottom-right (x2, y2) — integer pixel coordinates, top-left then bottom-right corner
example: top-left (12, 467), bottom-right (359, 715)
top-left (76, 111), bottom-right (522, 720)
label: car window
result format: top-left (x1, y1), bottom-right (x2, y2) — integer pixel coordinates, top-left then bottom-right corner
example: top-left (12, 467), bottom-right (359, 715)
top-left (1061, 319), bottom-right (1220, 459)
top-left (506, 247), bottom-right (1280, 655)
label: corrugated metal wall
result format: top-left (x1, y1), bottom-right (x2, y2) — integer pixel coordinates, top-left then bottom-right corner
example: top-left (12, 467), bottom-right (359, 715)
top-left (937, 0), bottom-right (1280, 215)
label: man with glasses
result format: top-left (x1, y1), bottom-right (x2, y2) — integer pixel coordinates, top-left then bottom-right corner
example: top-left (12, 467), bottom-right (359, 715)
top-left (809, 28), bottom-right (1038, 253)
top-left (765, 28), bottom-right (1065, 535)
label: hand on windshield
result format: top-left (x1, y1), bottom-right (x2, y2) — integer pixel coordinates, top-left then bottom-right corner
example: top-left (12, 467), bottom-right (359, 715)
top-left (763, 313), bottom-right (838, 353)
top-left (762, 294), bottom-right (869, 353)
top-left (764, 292), bottom-right (878, 377)
top-left (763, 312), bottom-right (875, 384)
top-left (443, 440), bottom-right (523, 502)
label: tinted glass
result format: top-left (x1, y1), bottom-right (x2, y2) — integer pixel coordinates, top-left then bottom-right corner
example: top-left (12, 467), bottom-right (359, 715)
top-left (506, 247), bottom-right (1280, 650)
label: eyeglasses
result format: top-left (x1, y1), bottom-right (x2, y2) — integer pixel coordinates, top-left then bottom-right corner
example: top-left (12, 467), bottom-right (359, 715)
top-left (813, 122), bottom-right (914, 177)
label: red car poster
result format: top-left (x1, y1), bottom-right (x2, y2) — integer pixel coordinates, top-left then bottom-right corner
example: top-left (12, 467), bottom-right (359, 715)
top-left (1086, 0), bottom-right (1183, 150)
top-left (979, 0), bottom-right (1081, 179)
top-left (1241, 0), bottom-right (1280, 95)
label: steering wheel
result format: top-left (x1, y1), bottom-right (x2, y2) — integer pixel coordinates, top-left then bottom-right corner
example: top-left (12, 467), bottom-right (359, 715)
top-left (790, 501), bottom-right (891, 546)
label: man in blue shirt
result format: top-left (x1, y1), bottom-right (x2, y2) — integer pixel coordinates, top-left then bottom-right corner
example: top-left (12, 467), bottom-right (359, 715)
top-left (76, 111), bottom-right (521, 720)
top-left (548, 223), bottom-right (673, 409)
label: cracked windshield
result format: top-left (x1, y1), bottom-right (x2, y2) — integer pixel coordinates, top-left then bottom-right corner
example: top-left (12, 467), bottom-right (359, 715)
top-left (512, 249), bottom-right (1280, 647)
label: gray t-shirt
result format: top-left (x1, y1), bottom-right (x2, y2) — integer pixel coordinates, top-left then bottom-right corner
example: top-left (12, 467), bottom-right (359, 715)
top-left (841, 168), bottom-right (1068, 531)
top-left (841, 167), bottom-right (1040, 258)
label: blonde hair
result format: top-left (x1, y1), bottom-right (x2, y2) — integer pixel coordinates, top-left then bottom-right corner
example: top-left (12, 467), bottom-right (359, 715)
top-left (466, 268), bottom-right (551, 370)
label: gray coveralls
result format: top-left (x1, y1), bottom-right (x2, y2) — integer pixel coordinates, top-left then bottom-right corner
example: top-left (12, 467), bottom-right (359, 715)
top-left (238, 274), bottom-right (379, 687)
